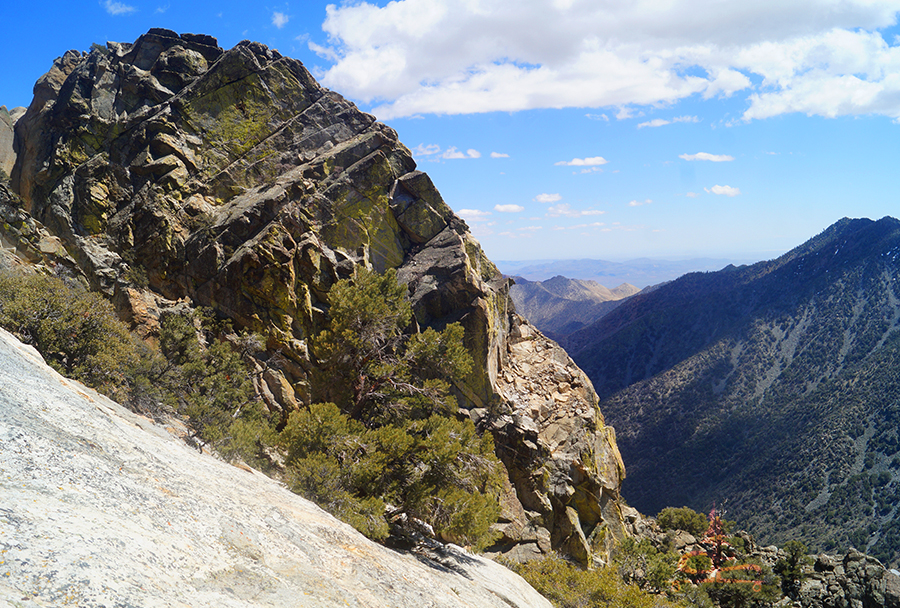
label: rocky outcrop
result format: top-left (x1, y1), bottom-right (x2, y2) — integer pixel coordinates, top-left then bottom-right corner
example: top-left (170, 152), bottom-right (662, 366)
top-left (484, 317), bottom-right (626, 567)
top-left (0, 105), bottom-right (24, 178)
top-left (3, 29), bottom-right (626, 565)
top-left (798, 551), bottom-right (900, 608)
top-left (0, 327), bottom-right (552, 608)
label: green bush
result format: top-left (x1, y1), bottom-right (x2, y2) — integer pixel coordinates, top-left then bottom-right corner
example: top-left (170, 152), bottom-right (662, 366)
top-left (505, 553), bottom-right (688, 608)
top-left (614, 537), bottom-right (679, 593)
top-left (158, 310), bottom-right (275, 460)
top-left (284, 267), bottom-right (503, 547)
top-left (774, 540), bottom-right (811, 597)
top-left (658, 506), bottom-right (710, 537)
top-left (0, 271), bottom-right (275, 466)
top-left (0, 271), bottom-right (148, 400)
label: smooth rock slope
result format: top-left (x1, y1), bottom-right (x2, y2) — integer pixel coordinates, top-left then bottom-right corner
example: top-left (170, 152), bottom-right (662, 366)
top-left (0, 327), bottom-right (551, 607)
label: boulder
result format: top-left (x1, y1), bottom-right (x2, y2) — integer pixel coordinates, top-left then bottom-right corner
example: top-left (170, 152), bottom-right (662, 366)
top-left (797, 551), bottom-right (900, 608)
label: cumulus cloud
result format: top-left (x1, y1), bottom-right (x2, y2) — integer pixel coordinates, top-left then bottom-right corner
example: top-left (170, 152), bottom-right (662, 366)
top-left (272, 11), bottom-right (289, 28)
top-left (637, 118), bottom-right (671, 128)
top-left (458, 209), bottom-right (492, 222)
top-left (103, 0), bottom-right (136, 15)
top-left (312, 0), bottom-right (900, 121)
top-left (413, 144), bottom-right (481, 159)
top-left (706, 185), bottom-right (742, 196)
top-left (534, 193), bottom-right (562, 203)
top-left (547, 204), bottom-right (605, 218)
top-left (555, 156), bottom-right (608, 166)
top-left (491, 152), bottom-right (510, 158)
top-left (413, 143), bottom-right (442, 156)
top-left (680, 152), bottom-right (735, 162)
top-left (442, 147), bottom-right (481, 159)
top-left (638, 115), bottom-right (700, 128)
top-left (495, 204), bottom-right (524, 213)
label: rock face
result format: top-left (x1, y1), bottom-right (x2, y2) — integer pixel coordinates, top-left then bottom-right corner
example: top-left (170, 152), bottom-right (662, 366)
top-left (3, 29), bottom-right (626, 564)
top-left (0, 105), bottom-right (24, 177)
top-left (799, 551), bottom-right (900, 608)
top-left (0, 327), bottom-right (552, 608)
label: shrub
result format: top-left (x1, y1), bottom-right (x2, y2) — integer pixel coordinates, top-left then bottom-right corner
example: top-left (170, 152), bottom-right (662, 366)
top-left (658, 506), bottom-right (710, 537)
top-left (0, 271), bottom-right (275, 466)
top-left (614, 537), bottom-right (679, 593)
top-left (281, 401), bottom-right (501, 547)
top-left (0, 271), bottom-right (148, 400)
top-left (158, 310), bottom-right (275, 459)
top-left (505, 553), bottom-right (688, 608)
top-left (284, 267), bottom-right (503, 546)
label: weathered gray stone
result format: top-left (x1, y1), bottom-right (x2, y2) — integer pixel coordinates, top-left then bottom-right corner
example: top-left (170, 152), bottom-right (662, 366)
top-left (3, 30), bottom-right (629, 566)
top-left (0, 328), bottom-right (551, 608)
top-left (0, 105), bottom-right (21, 178)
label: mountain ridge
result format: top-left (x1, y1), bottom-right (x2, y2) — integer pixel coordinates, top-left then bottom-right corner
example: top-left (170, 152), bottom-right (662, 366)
top-left (563, 216), bottom-right (900, 566)
top-left (509, 275), bottom-right (640, 340)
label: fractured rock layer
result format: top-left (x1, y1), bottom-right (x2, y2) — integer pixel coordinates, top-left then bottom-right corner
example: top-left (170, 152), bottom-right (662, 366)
top-left (3, 28), bottom-right (626, 563)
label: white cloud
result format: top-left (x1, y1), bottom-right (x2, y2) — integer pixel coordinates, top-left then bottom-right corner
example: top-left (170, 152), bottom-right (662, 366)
top-left (586, 113), bottom-right (609, 121)
top-left (680, 152), bottom-right (735, 162)
top-left (637, 118), bottom-right (671, 128)
top-left (272, 12), bottom-right (289, 29)
top-left (706, 185), bottom-right (742, 196)
top-left (155, 4), bottom-right (170, 14)
top-left (555, 156), bottom-right (608, 167)
top-left (495, 204), bottom-right (524, 213)
top-left (547, 204), bottom-right (605, 218)
top-left (534, 193), bottom-right (562, 203)
top-left (441, 146), bottom-right (481, 159)
top-left (686, 191), bottom-right (700, 197)
top-left (312, 0), bottom-right (900, 121)
top-left (628, 199), bottom-right (652, 207)
top-left (103, 0), bottom-right (136, 15)
top-left (413, 143), bottom-right (441, 156)
top-left (458, 209), bottom-right (492, 221)
top-left (641, 115), bottom-right (701, 127)
top-left (491, 152), bottom-right (510, 158)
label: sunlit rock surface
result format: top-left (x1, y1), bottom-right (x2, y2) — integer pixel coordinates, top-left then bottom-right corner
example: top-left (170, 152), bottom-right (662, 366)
top-left (0, 328), bottom-right (551, 607)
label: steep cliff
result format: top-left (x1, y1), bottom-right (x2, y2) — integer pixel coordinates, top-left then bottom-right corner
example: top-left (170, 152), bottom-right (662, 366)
top-left (1, 28), bottom-right (625, 565)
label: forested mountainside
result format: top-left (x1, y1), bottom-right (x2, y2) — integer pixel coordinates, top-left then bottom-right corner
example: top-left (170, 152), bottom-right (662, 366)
top-left (0, 28), bottom-right (625, 565)
top-left (564, 217), bottom-right (900, 567)
top-left (509, 275), bottom-right (639, 340)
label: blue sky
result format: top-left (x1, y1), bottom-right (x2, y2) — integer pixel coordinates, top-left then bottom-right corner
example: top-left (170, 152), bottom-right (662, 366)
top-left (3, 0), bottom-right (900, 264)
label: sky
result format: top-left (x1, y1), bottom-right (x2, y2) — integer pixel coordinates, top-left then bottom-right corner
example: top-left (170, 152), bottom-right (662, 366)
top-left (3, 0), bottom-right (900, 265)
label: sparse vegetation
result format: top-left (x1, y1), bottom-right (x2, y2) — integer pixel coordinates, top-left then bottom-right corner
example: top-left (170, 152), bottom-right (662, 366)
top-left (658, 506), bottom-right (710, 537)
top-left (0, 270), bottom-right (274, 467)
top-left (504, 553), bottom-right (688, 608)
top-left (283, 267), bottom-right (503, 546)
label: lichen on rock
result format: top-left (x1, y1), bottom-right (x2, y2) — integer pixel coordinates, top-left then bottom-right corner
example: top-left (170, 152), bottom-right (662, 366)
top-left (3, 29), bottom-right (629, 566)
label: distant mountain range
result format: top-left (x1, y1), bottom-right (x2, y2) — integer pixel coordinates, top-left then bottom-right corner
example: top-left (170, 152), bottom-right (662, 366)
top-left (560, 217), bottom-right (900, 567)
top-left (497, 257), bottom-right (768, 288)
top-left (509, 276), bottom-right (640, 340)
